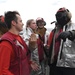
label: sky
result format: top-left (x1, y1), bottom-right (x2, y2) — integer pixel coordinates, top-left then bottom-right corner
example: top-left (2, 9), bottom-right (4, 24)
top-left (0, 0), bottom-right (75, 29)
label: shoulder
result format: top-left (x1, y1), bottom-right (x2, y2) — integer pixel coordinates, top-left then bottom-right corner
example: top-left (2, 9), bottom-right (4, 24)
top-left (69, 22), bottom-right (75, 30)
top-left (0, 40), bottom-right (13, 49)
top-left (0, 41), bottom-right (14, 60)
top-left (0, 40), bottom-right (13, 54)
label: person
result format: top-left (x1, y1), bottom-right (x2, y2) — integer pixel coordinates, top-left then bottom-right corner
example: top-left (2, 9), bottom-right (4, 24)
top-left (36, 17), bottom-right (50, 57)
top-left (56, 7), bottom-right (75, 75)
top-left (36, 17), bottom-right (50, 75)
top-left (36, 17), bottom-right (49, 48)
top-left (0, 11), bottom-right (32, 75)
top-left (23, 19), bottom-right (46, 75)
top-left (47, 20), bottom-right (62, 75)
top-left (48, 7), bottom-right (75, 75)
top-left (0, 15), bottom-right (8, 37)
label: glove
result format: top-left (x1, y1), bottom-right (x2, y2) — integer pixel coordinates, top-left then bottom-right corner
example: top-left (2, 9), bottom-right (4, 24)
top-left (57, 31), bottom-right (72, 41)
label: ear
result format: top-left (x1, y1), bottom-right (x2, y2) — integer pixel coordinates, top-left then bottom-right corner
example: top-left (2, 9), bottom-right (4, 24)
top-left (11, 20), bottom-right (16, 26)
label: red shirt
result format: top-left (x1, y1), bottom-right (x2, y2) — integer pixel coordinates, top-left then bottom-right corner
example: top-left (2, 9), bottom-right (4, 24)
top-left (0, 33), bottom-right (26, 75)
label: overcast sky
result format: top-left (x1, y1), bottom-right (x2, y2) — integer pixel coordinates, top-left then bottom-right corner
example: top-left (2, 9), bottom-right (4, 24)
top-left (0, 0), bottom-right (74, 29)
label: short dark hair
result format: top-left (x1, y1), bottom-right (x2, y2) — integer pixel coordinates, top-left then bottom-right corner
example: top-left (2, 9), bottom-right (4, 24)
top-left (4, 11), bottom-right (20, 29)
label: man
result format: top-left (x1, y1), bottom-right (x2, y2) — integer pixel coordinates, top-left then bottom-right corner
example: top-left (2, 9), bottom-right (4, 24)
top-left (36, 17), bottom-right (49, 46)
top-left (48, 7), bottom-right (75, 75)
top-left (36, 17), bottom-right (50, 75)
top-left (36, 17), bottom-right (49, 57)
top-left (0, 11), bottom-right (33, 75)
top-left (56, 7), bottom-right (75, 75)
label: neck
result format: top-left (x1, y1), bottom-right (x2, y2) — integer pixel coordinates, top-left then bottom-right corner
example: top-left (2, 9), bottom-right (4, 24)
top-left (9, 29), bottom-right (19, 35)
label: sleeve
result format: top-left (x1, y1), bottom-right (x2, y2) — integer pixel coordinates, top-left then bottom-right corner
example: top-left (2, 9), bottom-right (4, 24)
top-left (0, 41), bottom-right (14, 75)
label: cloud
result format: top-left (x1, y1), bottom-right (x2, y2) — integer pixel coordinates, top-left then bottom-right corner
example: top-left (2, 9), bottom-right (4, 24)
top-left (0, 0), bottom-right (75, 29)
top-left (0, 0), bottom-right (7, 4)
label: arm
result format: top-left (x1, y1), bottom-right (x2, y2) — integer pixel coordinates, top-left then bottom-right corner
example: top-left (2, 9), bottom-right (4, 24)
top-left (28, 33), bottom-right (38, 50)
top-left (57, 30), bottom-right (75, 41)
top-left (25, 33), bottom-right (38, 52)
top-left (0, 41), bottom-right (13, 75)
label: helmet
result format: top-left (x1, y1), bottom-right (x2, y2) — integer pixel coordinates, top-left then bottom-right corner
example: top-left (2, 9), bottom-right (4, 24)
top-left (0, 15), bottom-right (5, 22)
top-left (0, 15), bottom-right (8, 35)
top-left (0, 15), bottom-right (7, 28)
top-left (36, 17), bottom-right (46, 26)
top-left (55, 7), bottom-right (72, 26)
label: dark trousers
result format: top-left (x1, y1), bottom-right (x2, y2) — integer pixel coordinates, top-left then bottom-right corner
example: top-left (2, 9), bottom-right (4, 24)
top-left (50, 64), bottom-right (75, 75)
top-left (55, 67), bottom-right (75, 75)
top-left (49, 65), bottom-right (57, 75)
top-left (49, 62), bottom-right (57, 75)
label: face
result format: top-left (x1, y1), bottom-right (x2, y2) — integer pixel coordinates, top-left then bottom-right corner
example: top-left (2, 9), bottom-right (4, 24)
top-left (15, 14), bottom-right (24, 32)
top-left (37, 22), bottom-right (44, 28)
top-left (29, 20), bottom-right (37, 30)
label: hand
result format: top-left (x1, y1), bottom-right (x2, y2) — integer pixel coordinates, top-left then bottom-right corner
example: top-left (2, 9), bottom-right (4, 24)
top-left (31, 61), bottom-right (40, 71)
top-left (57, 31), bottom-right (72, 41)
top-left (29, 33), bottom-right (37, 48)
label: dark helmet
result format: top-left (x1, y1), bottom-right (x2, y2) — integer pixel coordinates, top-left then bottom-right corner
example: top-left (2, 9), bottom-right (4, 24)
top-left (55, 7), bottom-right (72, 26)
top-left (36, 17), bottom-right (46, 26)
